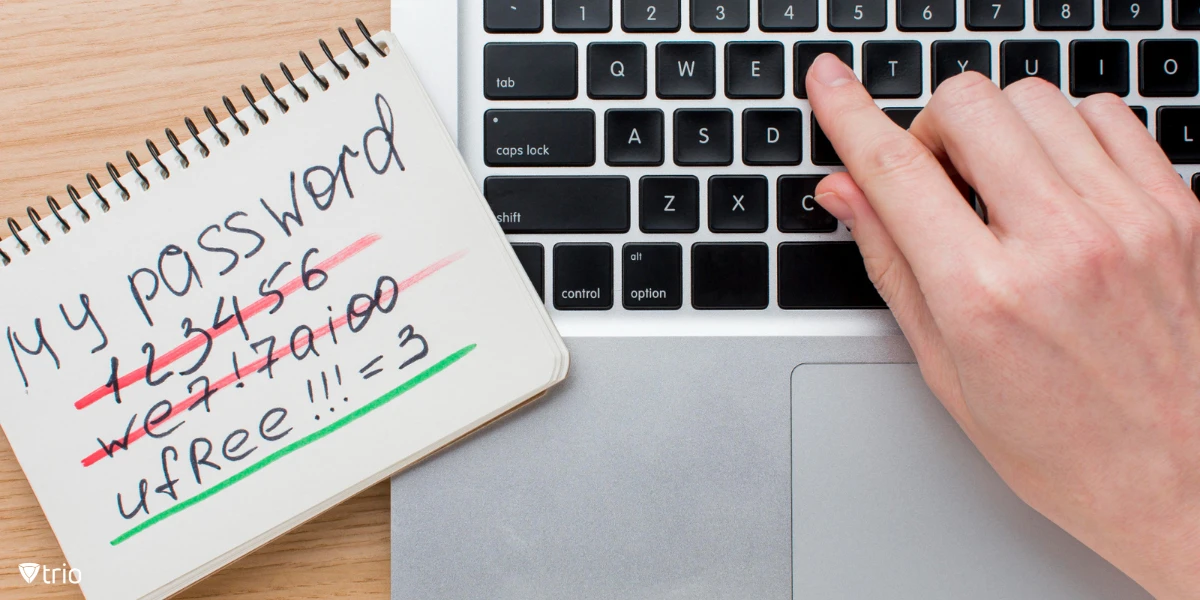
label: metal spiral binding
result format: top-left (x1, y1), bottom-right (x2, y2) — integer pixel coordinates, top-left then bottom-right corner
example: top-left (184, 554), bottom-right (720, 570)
top-left (0, 18), bottom-right (387, 267)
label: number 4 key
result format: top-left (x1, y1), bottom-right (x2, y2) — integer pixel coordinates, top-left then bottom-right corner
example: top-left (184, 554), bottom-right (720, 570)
top-left (760, 0), bottom-right (818, 31)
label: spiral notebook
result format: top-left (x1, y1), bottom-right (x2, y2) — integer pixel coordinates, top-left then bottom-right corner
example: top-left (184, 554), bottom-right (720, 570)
top-left (0, 22), bottom-right (567, 600)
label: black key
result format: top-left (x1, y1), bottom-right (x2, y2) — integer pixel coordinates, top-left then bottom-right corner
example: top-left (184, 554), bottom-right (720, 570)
top-left (484, 177), bottom-right (630, 233)
top-left (1036, 0), bottom-right (1094, 29)
top-left (778, 243), bottom-right (885, 309)
top-left (883, 107), bottom-right (923, 129)
top-left (794, 42), bottom-right (854, 99)
top-left (932, 40), bottom-right (992, 91)
top-left (760, 0), bottom-right (819, 30)
top-left (511, 243), bottom-right (545, 301)
top-left (1177, 0), bottom-right (1200, 28)
top-left (1001, 40), bottom-right (1061, 88)
top-left (674, 109), bottom-right (734, 166)
top-left (967, 0), bottom-right (1025, 29)
top-left (657, 42), bottom-right (716, 99)
top-left (485, 110), bottom-right (596, 167)
top-left (623, 244), bottom-right (683, 310)
top-left (1157, 107), bottom-right (1200, 164)
top-left (554, 0), bottom-right (613, 31)
top-left (623, 0), bottom-right (683, 31)
top-left (607, 110), bottom-right (664, 166)
top-left (484, 43), bottom-right (578, 100)
top-left (692, 243), bottom-right (769, 309)
top-left (743, 108), bottom-right (802, 166)
top-left (692, 0), bottom-right (752, 30)
top-left (1070, 40), bottom-right (1130, 97)
top-left (898, 0), bottom-right (956, 30)
top-left (588, 43), bottom-right (648, 99)
top-left (554, 244), bottom-right (613, 310)
top-left (828, 0), bottom-right (887, 30)
top-left (709, 176), bottom-right (768, 233)
top-left (1131, 105), bottom-right (1149, 125)
top-left (811, 113), bottom-right (843, 166)
top-left (1193, 173), bottom-right (1200, 198)
top-left (726, 42), bottom-right (785, 98)
top-left (863, 41), bottom-right (923, 98)
top-left (1105, 0), bottom-right (1164, 29)
top-left (1139, 40), bottom-right (1199, 97)
top-left (640, 176), bottom-right (700, 233)
top-left (778, 175), bottom-right (837, 233)
top-left (486, 0), bottom-right (544, 32)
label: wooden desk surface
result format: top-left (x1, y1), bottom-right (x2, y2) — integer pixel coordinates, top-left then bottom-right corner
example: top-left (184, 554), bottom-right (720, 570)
top-left (0, 1), bottom-right (392, 598)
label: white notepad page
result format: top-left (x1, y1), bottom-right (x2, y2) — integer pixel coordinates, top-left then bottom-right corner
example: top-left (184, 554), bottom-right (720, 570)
top-left (0, 32), bottom-right (567, 600)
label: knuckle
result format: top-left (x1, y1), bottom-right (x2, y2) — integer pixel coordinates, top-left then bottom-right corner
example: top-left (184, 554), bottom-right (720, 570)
top-left (1076, 92), bottom-right (1127, 118)
top-left (953, 263), bottom-right (1023, 327)
top-left (929, 71), bottom-right (997, 115)
top-left (1003, 76), bottom-right (1061, 105)
top-left (859, 131), bottom-right (935, 182)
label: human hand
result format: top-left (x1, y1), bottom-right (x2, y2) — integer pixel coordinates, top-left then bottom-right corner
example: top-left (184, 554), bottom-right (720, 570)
top-left (805, 54), bottom-right (1200, 599)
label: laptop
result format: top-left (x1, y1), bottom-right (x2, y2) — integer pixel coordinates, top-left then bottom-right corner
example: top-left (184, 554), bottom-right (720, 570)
top-left (388, 0), bottom-right (1197, 596)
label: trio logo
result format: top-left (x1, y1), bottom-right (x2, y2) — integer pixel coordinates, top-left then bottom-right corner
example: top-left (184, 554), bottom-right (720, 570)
top-left (16, 562), bottom-right (81, 585)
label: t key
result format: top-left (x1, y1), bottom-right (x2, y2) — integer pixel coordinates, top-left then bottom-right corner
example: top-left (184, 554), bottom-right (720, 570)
top-left (863, 41), bottom-right (923, 98)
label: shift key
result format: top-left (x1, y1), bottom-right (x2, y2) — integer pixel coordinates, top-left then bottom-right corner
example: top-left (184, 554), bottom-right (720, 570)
top-left (485, 109), bottom-right (596, 167)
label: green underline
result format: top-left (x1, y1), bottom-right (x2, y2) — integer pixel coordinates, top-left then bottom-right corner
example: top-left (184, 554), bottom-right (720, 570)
top-left (111, 343), bottom-right (477, 546)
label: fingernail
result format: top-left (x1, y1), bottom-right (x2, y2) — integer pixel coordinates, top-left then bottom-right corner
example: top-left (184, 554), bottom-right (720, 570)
top-left (811, 54), bottom-right (854, 87)
top-left (815, 191), bottom-right (854, 229)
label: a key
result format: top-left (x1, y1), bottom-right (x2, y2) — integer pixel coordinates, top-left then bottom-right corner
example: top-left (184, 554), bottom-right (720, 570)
top-left (622, 243), bottom-right (683, 310)
top-left (760, 0), bottom-right (819, 30)
top-left (883, 107), bottom-right (923, 129)
top-left (588, 43), bottom-right (648, 99)
top-left (709, 176), bottom-right (768, 233)
top-left (898, 0), bottom-right (956, 30)
top-left (692, 0), bottom-right (751, 31)
top-left (743, 108), bottom-right (803, 166)
top-left (691, 243), bottom-right (769, 309)
top-left (1177, 0), bottom-right (1200, 28)
top-left (484, 177), bottom-right (631, 233)
top-left (1131, 105), bottom-right (1149, 125)
top-left (794, 42), bottom-right (854, 99)
top-left (828, 0), bottom-right (888, 30)
top-left (486, 0), bottom-right (544, 32)
top-left (932, 40), bottom-right (992, 90)
top-left (863, 41), bottom-right (923, 98)
top-left (657, 42), bottom-right (716, 99)
top-left (484, 43), bottom-right (578, 100)
top-left (623, 0), bottom-right (682, 31)
top-left (511, 243), bottom-right (545, 301)
top-left (554, 244), bottom-right (614, 310)
top-left (640, 176), bottom-right (700, 232)
top-left (674, 109), bottom-right (734, 166)
top-left (1036, 0), bottom-right (1094, 29)
top-left (778, 175), bottom-right (838, 233)
top-left (778, 243), bottom-right (886, 309)
top-left (1001, 40), bottom-right (1061, 88)
top-left (1070, 40), bottom-right (1130, 97)
top-left (554, 0), bottom-right (613, 31)
top-left (1157, 107), bottom-right (1200, 163)
top-left (606, 109), bottom-right (665, 166)
top-left (811, 114), bottom-right (843, 166)
top-left (1105, 0), bottom-right (1164, 29)
top-left (966, 0), bottom-right (1025, 29)
top-left (726, 42), bottom-right (785, 98)
top-left (1139, 40), bottom-right (1199, 97)
top-left (485, 110), bottom-right (595, 167)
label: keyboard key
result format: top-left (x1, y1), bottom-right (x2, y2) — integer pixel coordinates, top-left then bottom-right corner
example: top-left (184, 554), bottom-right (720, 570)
top-left (794, 42), bottom-right (854, 99)
top-left (486, 0), bottom-right (544, 32)
top-left (623, 0), bottom-right (682, 31)
top-left (554, 244), bottom-right (613, 310)
top-left (640, 176), bottom-right (700, 232)
top-left (622, 243), bottom-right (683, 309)
top-left (1156, 107), bottom-right (1200, 163)
top-left (588, 43), bottom-right (648, 99)
top-left (726, 42), bottom-right (785, 98)
top-left (692, 0), bottom-right (751, 30)
top-left (1105, 0), bottom-right (1164, 29)
top-left (883, 107), bottom-right (923, 129)
top-left (743, 108), bottom-right (803, 165)
top-left (674, 109), bottom-right (734, 165)
top-left (1070, 40), bottom-right (1130, 97)
top-left (709, 176), bottom-right (768, 232)
top-left (485, 110), bottom-right (596, 167)
top-left (932, 41), bottom-right (992, 90)
top-left (778, 242), bottom-right (886, 309)
top-left (1036, 0), bottom-right (1095, 29)
top-left (484, 177), bottom-right (631, 233)
top-left (692, 243), bottom-right (769, 309)
top-left (967, 0), bottom-right (1025, 29)
top-left (898, 0), bottom-right (956, 30)
top-left (1139, 40), bottom-right (1199, 97)
top-left (511, 243), bottom-right (545, 300)
top-left (1131, 105), bottom-right (1149, 125)
top-left (778, 175), bottom-right (838, 232)
top-left (657, 42), bottom-right (716, 99)
top-left (1177, 0), bottom-right (1200, 28)
top-left (606, 109), bottom-right (664, 166)
top-left (1193, 173), bottom-right (1200, 198)
top-left (484, 43), bottom-right (578, 100)
top-left (760, 0), bottom-right (819, 30)
top-left (1001, 41), bottom-right (1061, 88)
top-left (811, 113), bottom-right (843, 166)
top-left (554, 0), bottom-right (613, 31)
top-left (863, 41), bottom-right (923, 98)
top-left (828, 0), bottom-right (887, 30)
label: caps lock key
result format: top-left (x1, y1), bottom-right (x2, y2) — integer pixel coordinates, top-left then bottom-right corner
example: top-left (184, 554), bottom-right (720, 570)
top-left (485, 109), bottom-right (596, 167)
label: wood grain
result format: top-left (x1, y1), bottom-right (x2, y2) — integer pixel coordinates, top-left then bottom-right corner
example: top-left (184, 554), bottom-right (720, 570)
top-left (0, 1), bottom-right (391, 598)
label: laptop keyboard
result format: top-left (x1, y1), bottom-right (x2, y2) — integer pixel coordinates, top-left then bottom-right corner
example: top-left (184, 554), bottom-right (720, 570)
top-left (468, 0), bottom-right (1200, 316)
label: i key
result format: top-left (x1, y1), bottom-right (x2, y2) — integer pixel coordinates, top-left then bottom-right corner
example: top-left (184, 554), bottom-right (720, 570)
top-left (623, 243), bottom-right (683, 310)
top-left (1139, 40), bottom-right (1199, 97)
top-left (554, 0), bottom-right (613, 31)
top-left (1001, 40), bottom-right (1061, 88)
top-left (657, 42), bottom-right (716, 99)
top-left (966, 0), bottom-right (1025, 29)
top-left (1035, 0), bottom-right (1094, 29)
top-left (640, 176), bottom-right (700, 233)
top-left (692, 0), bottom-right (751, 31)
top-left (778, 175), bottom-right (837, 232)
top-left (898, 0), bottom-right (956, 30)
top-left (623, 0), bottom-right (682, 31)
top-left (709, 176), bottom-right (768, 233)
top-left (932, 40), bottom-right (992, 90)
top-left (760, 0), bottom-right (819, 30)
top-left (743, 108), bottom-right (802, 166)
top-left (588, 43), bottom-right (648, 99)
top-left (606, 109), bottom-right (665, 166)
top-left (674, 109), bottom-right (734, 166)
top-left (863, 41), bottom-right (923, 98)
top-left (1105, 0), bottom-right (1163, 29)
top-left (554, 243), bottom-right (613, 310)
top-left (1070, 40), bottom-right (1129, 97)
top-left (726, 42), bottom-right (785, 98)
top-left (828, 0), bottom-right (887, 30)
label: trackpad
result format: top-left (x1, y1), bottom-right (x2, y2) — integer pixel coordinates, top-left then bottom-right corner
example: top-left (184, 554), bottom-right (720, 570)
top-left (791, 363), bottom-right (1149, 599)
